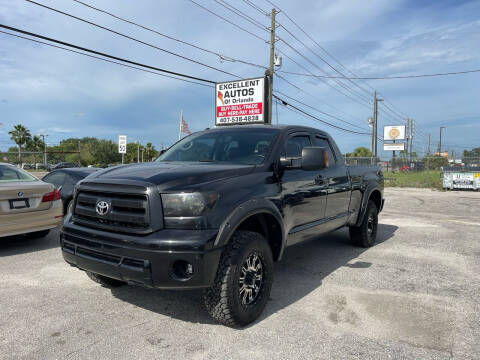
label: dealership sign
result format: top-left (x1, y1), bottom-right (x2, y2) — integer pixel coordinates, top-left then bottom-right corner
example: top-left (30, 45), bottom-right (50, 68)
top-left (215, 77), bottom-right (265, 125)
top-left (383, 143), bottom-right (405, 151)
top-left (384, 125), bottom-right (406, 141)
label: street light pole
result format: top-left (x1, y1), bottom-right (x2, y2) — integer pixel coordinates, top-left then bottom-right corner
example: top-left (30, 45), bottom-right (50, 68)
top-left (37, 133), bottom-right (48, 168)
top-left (439, 126), bottom-right (446, 154)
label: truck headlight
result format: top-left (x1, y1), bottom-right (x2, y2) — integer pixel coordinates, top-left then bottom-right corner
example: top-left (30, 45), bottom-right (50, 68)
top-left (161, 192), bottom-right (219, 217)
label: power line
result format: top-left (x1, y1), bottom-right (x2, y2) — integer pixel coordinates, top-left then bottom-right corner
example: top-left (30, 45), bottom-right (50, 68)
top-left (241, 0), bottom-right (269, 16)
top-left (274, 90), bottom-right (371, 133)
top-left (273, 95), bottom-right (371, 135)
top-left (214, 0), bottom-right (267, 32)
top-left (274, 72), bottom-right (369, 126)
top-left (71, 0), bottom-right (266, 70)
top-left (0, 30), bottom-right (213, 88)
top-left (276, 35), bottom-right (372, 105)
top-left (276, 23), bottom-right (372, 97)
top-left (185, 0), bottom-right (266, 42)
top-left (0, 25), bottom-right (216, 84)
top-left (275, 46), bottom-right (372, 110)
top-left (278, 68), bottom-right (480, 80)
top-left (263, 0), bottom-right (431, 139)
top-left (211, 0), bottom-right (374, 108)
top-left (25, 0), bottom-right (240, 78)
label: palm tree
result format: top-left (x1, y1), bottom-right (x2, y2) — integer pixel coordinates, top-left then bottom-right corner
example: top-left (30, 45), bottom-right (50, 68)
top-left (8, 124), bottom-right (31, 164)
top-left (26, 135), bottom-right (45, 167)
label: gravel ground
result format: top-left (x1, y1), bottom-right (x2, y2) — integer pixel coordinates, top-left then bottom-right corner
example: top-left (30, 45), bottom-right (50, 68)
top-left (1, 188), bottom-right (479, 359)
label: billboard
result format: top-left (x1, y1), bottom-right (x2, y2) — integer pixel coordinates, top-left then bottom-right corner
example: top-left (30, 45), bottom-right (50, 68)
top-left (215, 77), bottom-right (265, 126)
top-left (118, 135), bottom-right (127, 154)
top-left (383, 143), bottom-right (405, 151)
top-left (384, 125), bottom-right (406, 141)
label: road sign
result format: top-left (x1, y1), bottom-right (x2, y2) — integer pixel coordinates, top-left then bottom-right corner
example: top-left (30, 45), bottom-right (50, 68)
top-left (384, 143), bottom-right (405, 151)
top-left (118, 135), bottom-right (127, 154)
top-left (215, 77), bottom-right (265, 126)
top-left (384, 125), bottom-right (406, 141)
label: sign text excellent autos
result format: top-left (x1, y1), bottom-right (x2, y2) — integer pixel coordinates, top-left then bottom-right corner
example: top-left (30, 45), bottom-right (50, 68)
top-left (215, 77), bottom-right (265, 125)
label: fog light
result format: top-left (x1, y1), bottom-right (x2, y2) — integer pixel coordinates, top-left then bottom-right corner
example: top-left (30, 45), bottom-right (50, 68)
top-left (172, 260), bottom-right (194, 281)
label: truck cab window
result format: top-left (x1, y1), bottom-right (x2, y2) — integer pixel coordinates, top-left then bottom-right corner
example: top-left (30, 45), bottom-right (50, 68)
top-left (313, 136), bottom-right (336, 165)
top-left (285, 135), bottom-right (311, 158)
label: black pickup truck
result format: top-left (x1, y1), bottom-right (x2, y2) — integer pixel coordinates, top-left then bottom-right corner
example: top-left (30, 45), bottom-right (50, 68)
top-left (61, 125), bottom-right (384, 326)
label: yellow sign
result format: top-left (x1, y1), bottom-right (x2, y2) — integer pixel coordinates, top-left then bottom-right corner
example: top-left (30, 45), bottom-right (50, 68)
top-left (474, 173), bottom-right (480, 179)
top-left (388, 128), bottom-right (401, 139)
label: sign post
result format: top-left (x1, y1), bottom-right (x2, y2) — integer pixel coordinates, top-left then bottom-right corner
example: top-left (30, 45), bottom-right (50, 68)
top-left (215, 77), bottom-right (265, 126)
top-left (118, 135), bottom-right (127, 164)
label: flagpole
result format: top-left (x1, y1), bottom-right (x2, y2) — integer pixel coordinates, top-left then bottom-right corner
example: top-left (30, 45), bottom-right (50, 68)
top-left (178, 109), bottom-right (183, 141)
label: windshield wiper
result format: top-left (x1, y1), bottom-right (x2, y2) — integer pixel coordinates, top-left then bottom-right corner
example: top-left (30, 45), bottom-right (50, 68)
top-left (198, 159), bottom-right (216, 162)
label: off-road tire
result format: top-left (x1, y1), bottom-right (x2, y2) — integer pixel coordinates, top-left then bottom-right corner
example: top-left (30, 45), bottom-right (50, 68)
top-left (349, 200), bottom-right (378, 247)
top-left (203, 231), bottom-right (274, 327)
top-left (86, 271), bottom-right (126, 288)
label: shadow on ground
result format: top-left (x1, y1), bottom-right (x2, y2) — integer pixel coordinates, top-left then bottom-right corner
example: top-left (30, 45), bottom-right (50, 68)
top-left (111, 223), bottom-right (398, 326)
top-left (0, 229), bottom-right (59, 257)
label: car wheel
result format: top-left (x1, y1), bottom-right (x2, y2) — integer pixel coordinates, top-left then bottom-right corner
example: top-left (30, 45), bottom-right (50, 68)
top-left (203, 231), bottom-right (274, 327)
top-left (86, 271), bottom-right (126, 288)
top-left (349, 200), bottom-right (378, 248)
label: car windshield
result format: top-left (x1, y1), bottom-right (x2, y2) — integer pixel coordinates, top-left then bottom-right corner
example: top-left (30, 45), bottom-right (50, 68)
top-left (0, 165), bottom-right (36, 182)
top-left (156, 129), bottom-right (279, 165)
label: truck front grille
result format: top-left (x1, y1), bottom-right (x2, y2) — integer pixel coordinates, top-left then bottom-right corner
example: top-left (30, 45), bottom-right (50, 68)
top-left (71, 182), bottom-right (162, 234)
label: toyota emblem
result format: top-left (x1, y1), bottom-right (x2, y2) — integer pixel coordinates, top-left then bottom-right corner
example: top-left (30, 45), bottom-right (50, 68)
top-left (95, 200), bottom-right (110, 216)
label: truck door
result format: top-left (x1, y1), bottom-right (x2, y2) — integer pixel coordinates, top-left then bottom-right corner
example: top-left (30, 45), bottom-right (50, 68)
top-left (313, 135), bottom-right (351, 229)
top-left (280, 133), bottom-right (328, 243)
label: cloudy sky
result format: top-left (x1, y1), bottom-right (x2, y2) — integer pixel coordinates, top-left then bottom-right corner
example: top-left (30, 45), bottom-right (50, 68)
top-left (0, 0), bottom-right (479, 157)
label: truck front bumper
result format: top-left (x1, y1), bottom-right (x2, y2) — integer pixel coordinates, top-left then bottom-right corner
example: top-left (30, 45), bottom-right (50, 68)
top-left (61, 218), bottom-right (222, 289)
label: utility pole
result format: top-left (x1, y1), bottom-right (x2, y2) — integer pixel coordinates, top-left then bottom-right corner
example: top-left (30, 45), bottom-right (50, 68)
top-left (38, 134), bottom-right (48, 168)
top-left (427, 133), bottom-right (431, 188)
top-left (408, 118), bottom-right (414, 161)
top-left (77, 141), bottom-right (81, 166)
top-left (439, 126), bottom-right (446, 154)
top-left (265, 8), bottom-right (276, 125)
top-left (137, 141), bottom-right (140, 163)
top-left (373, 91), bottom-right (383, 158)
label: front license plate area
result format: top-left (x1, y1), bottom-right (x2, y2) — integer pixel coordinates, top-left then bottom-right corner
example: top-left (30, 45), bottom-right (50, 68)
top-left (9, 199), bottom-right (30, 209)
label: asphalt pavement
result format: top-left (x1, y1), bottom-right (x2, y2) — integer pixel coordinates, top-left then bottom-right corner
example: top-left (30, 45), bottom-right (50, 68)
top-left (1, 188), bottom-right (479, 359)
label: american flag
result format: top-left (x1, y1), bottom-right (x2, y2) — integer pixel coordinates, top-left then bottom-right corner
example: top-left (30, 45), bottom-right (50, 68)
top-left (180, 114), bottom-right (191, 135)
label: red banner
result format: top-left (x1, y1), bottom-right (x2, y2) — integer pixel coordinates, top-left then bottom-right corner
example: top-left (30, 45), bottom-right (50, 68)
top-left (216, 102), bottom-right (263, 118)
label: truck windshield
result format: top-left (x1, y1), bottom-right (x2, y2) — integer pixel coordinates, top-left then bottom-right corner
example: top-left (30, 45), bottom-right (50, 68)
top-left (0, 165), bottom-right (36, 182)
top-left (156, 129), bottom-right (279, 165)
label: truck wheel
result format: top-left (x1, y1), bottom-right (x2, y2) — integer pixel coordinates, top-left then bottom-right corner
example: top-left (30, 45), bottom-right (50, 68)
top-left (86, 271), bottom-right (126, 288)
top-left (203, 231), bottom-right (273, 327)
top-left (349, 200), bottom-right (378, 248)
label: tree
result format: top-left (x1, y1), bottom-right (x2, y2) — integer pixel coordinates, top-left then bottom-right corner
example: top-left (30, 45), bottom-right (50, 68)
top-left (26, 135), bottom-right (45, 165)
top-left (346, 147), bottom-right (373, 158)
top-left (144, 142), bottom-right (158, 162)
top-left (91, 139), bottom-right (121, 166)
top-left (8, 124), bottom-right (31, 164)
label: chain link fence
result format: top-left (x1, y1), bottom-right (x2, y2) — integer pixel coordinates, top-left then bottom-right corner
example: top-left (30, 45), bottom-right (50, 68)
top-left (0, 151), bottom-right (81, 170)
top-left (344, 156), bottom-right (480, 190)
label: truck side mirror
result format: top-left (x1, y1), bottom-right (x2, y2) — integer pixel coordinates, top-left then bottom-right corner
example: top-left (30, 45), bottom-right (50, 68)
top-left (301, 147), bottom-right (327, 171)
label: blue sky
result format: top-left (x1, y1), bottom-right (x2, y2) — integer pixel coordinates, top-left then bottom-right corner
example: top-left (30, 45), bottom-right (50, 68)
top-left (0, 0), bottom-right (479, 157)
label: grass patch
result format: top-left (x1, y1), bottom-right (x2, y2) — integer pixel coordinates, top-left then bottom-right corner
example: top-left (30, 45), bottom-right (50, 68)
top-left (384, 170), bottom-right (442, 190)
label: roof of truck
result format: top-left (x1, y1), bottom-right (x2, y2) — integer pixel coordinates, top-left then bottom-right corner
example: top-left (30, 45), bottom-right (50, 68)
top-left (207, 124), bottom-right (330, 136)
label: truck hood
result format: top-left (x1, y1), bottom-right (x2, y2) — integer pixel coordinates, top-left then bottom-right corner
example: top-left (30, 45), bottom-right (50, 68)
top-left (87, 161), bottom-right (255, 190)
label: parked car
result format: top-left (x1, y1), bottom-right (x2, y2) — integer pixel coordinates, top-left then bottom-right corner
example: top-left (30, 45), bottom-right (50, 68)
top-left (61, 125), bottom-right (384, 326)
top-left (43, 167), bottom-right (99, 213)
top-left (0, 163), bottom-right (62, 238)
top-left (47, 162), bottom-right (79, 171)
